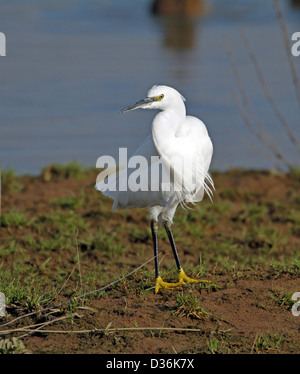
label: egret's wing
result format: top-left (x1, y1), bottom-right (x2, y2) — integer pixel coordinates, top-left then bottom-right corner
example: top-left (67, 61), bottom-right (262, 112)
top-left (176, 116), bottom-right (214, 202)
top-left (96, 134), bottom-right (175, 210)
top-left (154, 115), bottom-right (214, 205)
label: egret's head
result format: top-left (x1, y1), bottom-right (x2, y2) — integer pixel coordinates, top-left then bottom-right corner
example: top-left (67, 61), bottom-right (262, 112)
top-left (121, 85), bottom-right (185, 113)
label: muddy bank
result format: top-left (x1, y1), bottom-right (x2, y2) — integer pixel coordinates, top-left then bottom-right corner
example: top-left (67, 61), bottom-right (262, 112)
top-left (0, 167), bottom-right (299, 353)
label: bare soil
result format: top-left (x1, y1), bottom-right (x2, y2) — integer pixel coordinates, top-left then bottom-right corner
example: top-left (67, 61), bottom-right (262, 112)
top-left (0, 168), bottom-right (299, 354)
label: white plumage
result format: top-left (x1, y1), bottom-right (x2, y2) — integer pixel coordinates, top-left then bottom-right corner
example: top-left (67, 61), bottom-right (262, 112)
top-left (96, 85), bottom-right (214, 293)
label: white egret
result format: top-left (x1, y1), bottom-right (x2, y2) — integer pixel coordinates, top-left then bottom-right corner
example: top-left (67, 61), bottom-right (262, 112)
top-left (97, 85), bottom-right (214, 293)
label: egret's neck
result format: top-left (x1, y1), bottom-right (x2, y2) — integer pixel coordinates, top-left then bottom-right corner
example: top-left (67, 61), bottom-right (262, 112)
top-left (151, 102), bottom-right (186, 155)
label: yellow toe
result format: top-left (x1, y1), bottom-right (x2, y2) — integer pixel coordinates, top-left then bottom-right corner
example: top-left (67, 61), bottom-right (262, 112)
top-left (154, 269), bottom-right (210, 293)
top-left (155, 276), bottom-right (183, 294)
top-left (178, 268), bottom-right (211, 285)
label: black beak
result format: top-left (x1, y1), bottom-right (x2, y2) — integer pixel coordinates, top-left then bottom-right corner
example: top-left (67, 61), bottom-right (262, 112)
top-left (120, 97), bottom-right (154, 113)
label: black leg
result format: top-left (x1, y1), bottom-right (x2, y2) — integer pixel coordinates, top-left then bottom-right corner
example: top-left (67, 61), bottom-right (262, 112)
top-left (164, 220), bottom-right (182, 271)
top-left (151, 219), bottom-right (159, 279)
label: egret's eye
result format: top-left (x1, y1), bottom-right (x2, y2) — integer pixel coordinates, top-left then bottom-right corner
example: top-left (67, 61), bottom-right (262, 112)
top-left (153, 94), bottom-right (164, 101)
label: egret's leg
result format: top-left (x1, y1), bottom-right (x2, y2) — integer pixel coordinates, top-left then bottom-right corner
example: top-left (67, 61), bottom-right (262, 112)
top-left (163, 220), bottom-right (211, 285)
top-left (163, 220), bottom-right (182, 271)
top-left (150, 219), bottom-right (183, 293)
top-left (150, 219), bottom-right (159, 281)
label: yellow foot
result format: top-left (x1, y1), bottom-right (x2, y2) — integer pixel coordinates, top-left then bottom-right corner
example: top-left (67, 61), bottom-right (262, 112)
top-left (178, 268), bottom-right (211, 285)
top-left (155, 276), bottom-right (183, 294)
top-left (155, 269), bottom-right (210, 293)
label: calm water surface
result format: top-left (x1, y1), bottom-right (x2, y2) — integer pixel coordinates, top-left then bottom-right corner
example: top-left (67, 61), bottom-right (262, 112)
top-left (0, 0), bottom-right (299, 174)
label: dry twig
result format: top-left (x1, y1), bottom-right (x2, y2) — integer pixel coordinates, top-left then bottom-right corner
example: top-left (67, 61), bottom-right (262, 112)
top-left (0, 255), bottom-right (156, 329)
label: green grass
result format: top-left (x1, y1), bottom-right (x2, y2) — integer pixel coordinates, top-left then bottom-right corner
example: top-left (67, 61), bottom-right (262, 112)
top-left (36, 210), bottom-right (88, 233)
top-left (41, 161), bottom-right (89, 181)
top-left (0, 169), bottom-right (24, 193)
top-left (207, 336), bottom-right (229, 354)
top-left (172, 290), bottom-right (212, 319)
top-left (79, 230), bottom-right (127, 259)
top-left (114, 268), bottom-right (155, 295)
top-left (1, 270), bottom-right (57, 311)
top-left (270, 289), bottom-right (297, 310)
top-left (1, 210), bottom-right (28, 228)
top-left (252, 333), bottom-right (284, 353)
top-left (50, 194), bottom-right (86, 209)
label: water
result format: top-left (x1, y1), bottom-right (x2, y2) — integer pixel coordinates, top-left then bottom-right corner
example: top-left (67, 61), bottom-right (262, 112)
top-left (0, 0), bottom-right (299, 175)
